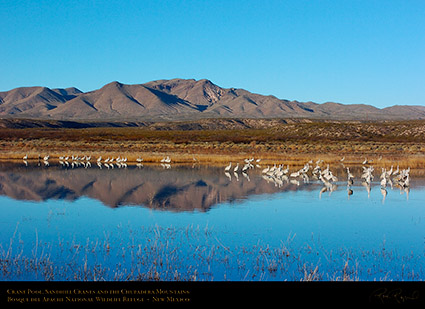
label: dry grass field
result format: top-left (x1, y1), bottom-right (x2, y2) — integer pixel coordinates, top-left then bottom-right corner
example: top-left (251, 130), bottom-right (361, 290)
top-left (0, 119), bottom-right (424, 167)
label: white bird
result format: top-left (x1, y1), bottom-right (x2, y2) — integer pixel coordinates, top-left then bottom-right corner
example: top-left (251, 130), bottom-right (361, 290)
top-left (43, 155), bottom-right (49, 161)
top-left (137, 157), bottom-right (143, 162)
top-left (380, 177), bottom-right (387, 188)
top-left (346, 167), bottom-right (354, 180)
top-left (392, 165), bottom-right (400, 176)
top-left (363, 158), bottom-right (368, 165)
top-left (161, 156), bottom-right (171, 163)
top-left (290, 171), bottom-right (300, 178)
top-left (97, 156), bottom-right (102, 162)
top-left (225, 162), bottom-right (232, 172)
top-left (386, 166), bottom-right (393, 177)
top-left (233, 163), bottom-right (239, 172)
top-left (23, 154), bottom-right (28, 160)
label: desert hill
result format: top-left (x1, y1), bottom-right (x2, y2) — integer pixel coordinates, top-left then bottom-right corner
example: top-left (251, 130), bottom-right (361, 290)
top-left (1, 78), bottom-right (424, 122)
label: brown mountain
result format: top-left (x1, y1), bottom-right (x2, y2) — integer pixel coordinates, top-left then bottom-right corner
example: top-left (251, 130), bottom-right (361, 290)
top-left (1, 78), bottom-right (424, 121)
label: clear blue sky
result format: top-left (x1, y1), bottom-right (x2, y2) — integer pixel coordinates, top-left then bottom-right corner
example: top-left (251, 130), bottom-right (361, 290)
top-left (1, 0), bottom-right (424, 108)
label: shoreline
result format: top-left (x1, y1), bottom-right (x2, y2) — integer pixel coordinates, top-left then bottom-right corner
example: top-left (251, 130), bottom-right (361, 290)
top-left (1, 149), bottom-right (424, 169)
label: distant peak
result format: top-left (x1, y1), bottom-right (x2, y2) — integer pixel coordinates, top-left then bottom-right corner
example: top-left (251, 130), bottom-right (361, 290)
top-left (105, 81), bottom-right (123, 87)
top-left (196, 79), bottom-right (217, 86)
top-left (65, 87), bottom-right (83, 94)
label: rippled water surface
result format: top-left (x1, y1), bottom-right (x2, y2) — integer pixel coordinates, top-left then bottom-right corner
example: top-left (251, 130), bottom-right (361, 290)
top-left (1, 162), bottom-right (424, 281)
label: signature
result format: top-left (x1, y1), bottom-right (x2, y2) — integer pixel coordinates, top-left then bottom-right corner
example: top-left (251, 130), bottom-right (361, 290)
top-left (370, 288), bottom-right (420, 304)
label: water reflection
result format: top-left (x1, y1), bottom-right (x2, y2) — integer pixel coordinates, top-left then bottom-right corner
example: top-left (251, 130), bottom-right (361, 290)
top-left (0, 161), bottom-right (420, 211)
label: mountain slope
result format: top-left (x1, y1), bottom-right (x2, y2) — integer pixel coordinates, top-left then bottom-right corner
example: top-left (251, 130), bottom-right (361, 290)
top-left (0, 79), bottom-right (424, 121)
top-left (0, 86), bottom-right (70, 117)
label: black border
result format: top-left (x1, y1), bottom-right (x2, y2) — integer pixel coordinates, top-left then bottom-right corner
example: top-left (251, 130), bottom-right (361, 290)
top-left (1, 281), bottom-right (425, 306)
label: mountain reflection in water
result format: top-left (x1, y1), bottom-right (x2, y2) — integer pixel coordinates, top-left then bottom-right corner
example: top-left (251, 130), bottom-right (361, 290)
top-left (0, 162), bottom-right (420, 212)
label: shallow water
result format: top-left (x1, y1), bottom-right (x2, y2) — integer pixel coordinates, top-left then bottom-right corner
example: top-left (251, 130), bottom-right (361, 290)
top-left (0, 161), bottom-right (424, 281)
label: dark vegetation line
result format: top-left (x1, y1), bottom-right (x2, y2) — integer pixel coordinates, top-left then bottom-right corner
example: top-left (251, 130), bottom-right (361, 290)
top-left (0, 119), bottom-right (424, 143)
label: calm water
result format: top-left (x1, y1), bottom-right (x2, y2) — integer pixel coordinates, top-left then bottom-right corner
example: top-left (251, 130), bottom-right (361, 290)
top-left (0, 161), bottom-right (424, 281)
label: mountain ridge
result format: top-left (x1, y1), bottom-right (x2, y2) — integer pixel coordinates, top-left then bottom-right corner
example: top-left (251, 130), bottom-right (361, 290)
top-left (1, 78), bottom-right (424, 121)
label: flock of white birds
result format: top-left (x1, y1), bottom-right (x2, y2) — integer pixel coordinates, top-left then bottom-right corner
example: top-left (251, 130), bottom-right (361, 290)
top-left (21, 153), bottom-right (411, 200)
top-left (223, 156), bottom-right (411, 200)
top-left (22, 153), bottom-right (159, 169)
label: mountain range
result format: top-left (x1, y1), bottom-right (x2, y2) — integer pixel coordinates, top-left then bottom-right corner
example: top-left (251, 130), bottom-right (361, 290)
top-left (1, 78), bottom-right (424, 122)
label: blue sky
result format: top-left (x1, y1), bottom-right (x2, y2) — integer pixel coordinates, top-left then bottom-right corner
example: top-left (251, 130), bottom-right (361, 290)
top-left (1, 0), bottom-right (424, 108)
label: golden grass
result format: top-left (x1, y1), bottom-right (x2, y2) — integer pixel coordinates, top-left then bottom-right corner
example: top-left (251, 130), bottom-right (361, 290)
top-left (0, 123), bottom-right (424, 167)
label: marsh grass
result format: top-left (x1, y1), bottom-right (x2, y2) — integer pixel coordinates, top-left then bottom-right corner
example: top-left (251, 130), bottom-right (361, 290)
top-left (1, 225), bottom-right (424, 282)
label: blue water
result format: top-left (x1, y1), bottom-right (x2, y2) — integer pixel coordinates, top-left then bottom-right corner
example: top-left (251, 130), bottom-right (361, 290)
top-left (0, 164), bottom-right (424, 281)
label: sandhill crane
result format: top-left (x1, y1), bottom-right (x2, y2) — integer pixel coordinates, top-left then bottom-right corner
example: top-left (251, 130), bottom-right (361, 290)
top-left (380, 176), bottom-right (387, 188)
top-left (346, 167), bottom-right (354, 180)
top-left (161, 156), bottom-right (171, 163)
top-left (290, 170), bottom-right (300, 178)
top-left (392, 165), bottom-right (400, 176)
top-left (386, 166), bottom-right (393, 177)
